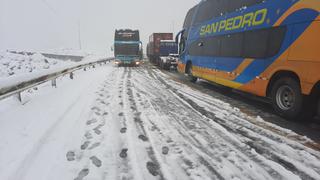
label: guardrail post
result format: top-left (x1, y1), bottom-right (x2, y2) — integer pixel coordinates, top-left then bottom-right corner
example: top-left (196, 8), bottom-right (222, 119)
top-left (52, 79), bottom-right (57, 88)
top-left (17, 92), bottom-right (22, 102)
top-left (70, 72), bottom-right (74, 80)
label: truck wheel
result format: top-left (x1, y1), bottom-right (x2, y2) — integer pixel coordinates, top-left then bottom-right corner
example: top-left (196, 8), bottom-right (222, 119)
top-left (271, 77), bottom-right (304, 120)
top-left (186, 63), bottom-right (197, 83)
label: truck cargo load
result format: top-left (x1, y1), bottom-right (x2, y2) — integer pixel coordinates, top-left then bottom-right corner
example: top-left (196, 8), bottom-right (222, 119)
top-left (147, 33), bottom-right (173, 65)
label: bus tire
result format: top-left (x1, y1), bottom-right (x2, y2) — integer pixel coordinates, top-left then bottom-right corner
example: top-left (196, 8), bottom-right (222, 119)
top-left (270, 77), bottom-right (304, 120)
top-left (186, 62), bottom-right (197, 83)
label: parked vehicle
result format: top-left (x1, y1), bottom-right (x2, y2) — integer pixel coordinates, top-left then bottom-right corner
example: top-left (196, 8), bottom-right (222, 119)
top-left (147, 33), bottom-right (173, 65)
top-left (160, 54), bottom-right (179, 70)
top-left (159, 40), bottom-right (178, 70)
top-left (176, 0), bottom-right (320, 119)
top-left (113, 29), bottom-right (142, 66)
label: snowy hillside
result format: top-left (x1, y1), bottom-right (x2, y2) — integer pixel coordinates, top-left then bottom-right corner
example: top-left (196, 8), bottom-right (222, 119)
top-left (0, 51), bottom-right (76, 79)
top-left (0, 51), bottom-right (109, 89)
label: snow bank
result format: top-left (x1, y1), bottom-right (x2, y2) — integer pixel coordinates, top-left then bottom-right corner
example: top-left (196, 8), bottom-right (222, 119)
top-left (0, 51), bottom-right (110, 89)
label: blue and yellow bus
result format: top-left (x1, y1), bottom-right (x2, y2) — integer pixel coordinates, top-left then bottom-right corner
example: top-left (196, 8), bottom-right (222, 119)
top-left (176, 0), bottom-right (320, 119)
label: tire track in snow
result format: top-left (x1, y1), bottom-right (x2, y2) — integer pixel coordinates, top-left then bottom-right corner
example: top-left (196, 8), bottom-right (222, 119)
top-left (116, 67), bottom-right (133, 180)
top-left (119, 68), bottom-right (168, 180)
top-left (147, 67), bottom-right (320, 180)
top-left (126, 69), bottom-right (166, 179)
top-left (152, 69), bottom-right (320, 179)
top-left (130, 67), bottom-right (310, 180)
top-left (131, 84), bottom-right (224, 180)
top-left (144, 69), bottom-right (279, 179)
top-left (131, 68), bottom-right (236, 180)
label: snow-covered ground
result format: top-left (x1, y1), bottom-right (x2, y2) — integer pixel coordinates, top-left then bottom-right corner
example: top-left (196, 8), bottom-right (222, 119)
top-left (0, 51), bottom-right (76, 78)
top-left (0, 51), bottom-right (77, 88)
top-left (0, 51), bottom-right (108, 89)
top-left (0, 63), bottom-right (320, 180)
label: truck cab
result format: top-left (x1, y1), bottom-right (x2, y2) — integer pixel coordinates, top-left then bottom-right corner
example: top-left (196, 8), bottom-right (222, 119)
top-left (159, 40), bottom-right (178, 70)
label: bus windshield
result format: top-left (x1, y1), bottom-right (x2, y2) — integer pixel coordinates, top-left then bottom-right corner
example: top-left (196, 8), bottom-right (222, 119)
top-left (114, 43), bottom-right (140, 56)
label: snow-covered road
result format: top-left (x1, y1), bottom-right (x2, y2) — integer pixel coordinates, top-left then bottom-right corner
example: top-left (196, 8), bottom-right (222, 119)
top-left (1, 63), bottom-right (320, 180)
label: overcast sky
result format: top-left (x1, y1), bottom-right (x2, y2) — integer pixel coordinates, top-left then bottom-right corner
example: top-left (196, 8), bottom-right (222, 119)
top-left (0, 0), bottom-right (199, 56)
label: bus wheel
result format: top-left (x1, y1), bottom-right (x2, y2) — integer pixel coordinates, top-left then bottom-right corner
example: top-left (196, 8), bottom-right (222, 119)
top-left (186, 63), bottom-right (197, 83)
top-left (271, 77), bottom-right (303, 120)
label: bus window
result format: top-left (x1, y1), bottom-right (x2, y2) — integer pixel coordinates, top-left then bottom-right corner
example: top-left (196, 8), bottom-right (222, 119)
top-left (189, 36), bottom-right (221, 57)
top-left (179, 33), bottom-right (186, 54)
top-left (267, 26), bottom-right (287, 57)
top-left (194, 0), bottom-right (219, 24)
top-left (204, 36), bottom-right (221, 56)
top-left (221, 33), bottom-right (244, 57)
top-left (183, 6), bottom-right (197, 28)
top-left (194, 0), bottom-right (265, 24)
top-left (243, 26), bottom-right (286, 59)
top-left (189, 39), bottom-right (204, 56)
top-left (243, 29), bottom-right (269, 58)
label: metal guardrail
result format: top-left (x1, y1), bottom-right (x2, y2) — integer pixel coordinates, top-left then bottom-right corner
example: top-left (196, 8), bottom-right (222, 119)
top-left (0, 57), bottom-right (114, 102)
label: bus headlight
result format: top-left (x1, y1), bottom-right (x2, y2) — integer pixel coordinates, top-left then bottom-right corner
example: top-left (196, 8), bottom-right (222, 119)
top-left (135, 61), bottom-right (140, 65)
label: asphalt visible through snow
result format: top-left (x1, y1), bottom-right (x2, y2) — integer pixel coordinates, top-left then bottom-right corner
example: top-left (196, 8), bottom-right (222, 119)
top-left (1, 62), bottom-right (320, 180)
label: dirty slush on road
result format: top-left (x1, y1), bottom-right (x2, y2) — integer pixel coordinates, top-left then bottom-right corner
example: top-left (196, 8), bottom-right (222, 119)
top-left (64, 64), bottom-right (320, 180)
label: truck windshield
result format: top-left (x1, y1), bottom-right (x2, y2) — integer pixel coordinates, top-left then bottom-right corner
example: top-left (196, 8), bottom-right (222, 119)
top-left (160, 42), bottom-right (178, 56)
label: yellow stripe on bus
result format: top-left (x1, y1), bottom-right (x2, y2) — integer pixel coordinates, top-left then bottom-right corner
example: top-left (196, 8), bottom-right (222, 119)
top-left (202, 73), bottom-right (243, 89)
top-left (234, 58), bottom-right (254, 76)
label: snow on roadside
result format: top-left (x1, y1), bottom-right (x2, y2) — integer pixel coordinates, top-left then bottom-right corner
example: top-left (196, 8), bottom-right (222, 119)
top-left (0, 64), bottom-right (115, 180)
top-left (0, 51), bottom-right (109, 89)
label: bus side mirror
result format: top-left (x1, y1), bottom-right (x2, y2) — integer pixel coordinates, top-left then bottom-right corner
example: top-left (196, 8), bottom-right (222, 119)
top-left (111, 45), bottom-right (114, 52)
top-left (175, 29), bottom-right (185, 44)
top-left (175, 34), bottom-right (180, 44)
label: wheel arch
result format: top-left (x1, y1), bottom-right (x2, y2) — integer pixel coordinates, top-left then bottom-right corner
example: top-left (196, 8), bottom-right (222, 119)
top-left (266, 70), bottom-right (301, 98)
top-left (310, 81), bottom-right (320, 97)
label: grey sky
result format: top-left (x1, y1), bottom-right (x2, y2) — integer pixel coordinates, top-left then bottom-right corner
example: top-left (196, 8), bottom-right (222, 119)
top-left (0, 0), bottom-right (199, 55)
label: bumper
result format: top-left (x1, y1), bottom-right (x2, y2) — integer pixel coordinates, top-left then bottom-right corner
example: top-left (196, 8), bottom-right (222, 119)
top-left (115, 60), bottom-right (141, 66)
top-left (115, 55), bottom-right (141, 66)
